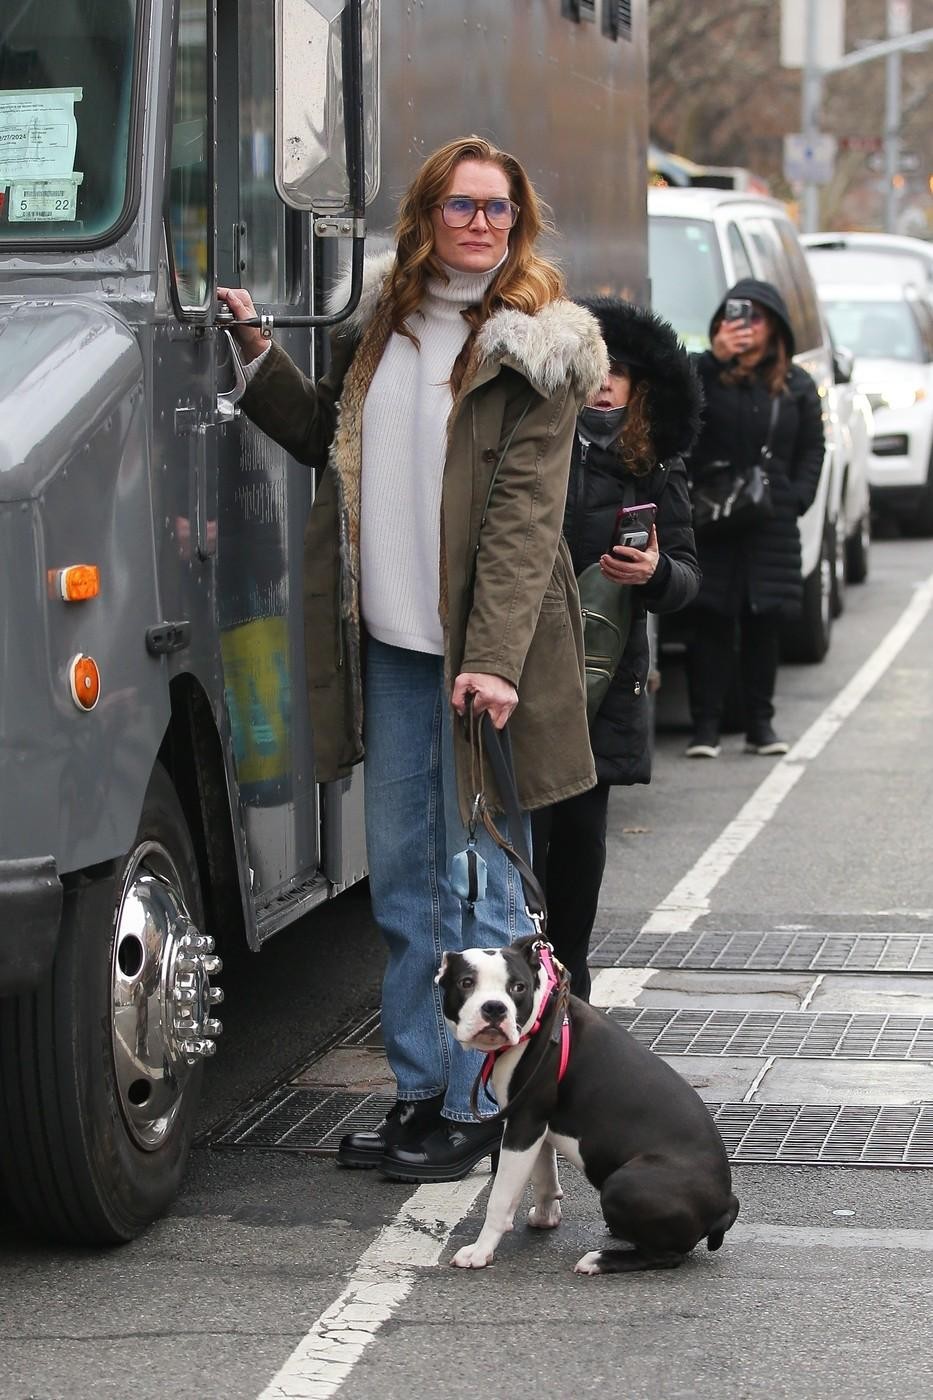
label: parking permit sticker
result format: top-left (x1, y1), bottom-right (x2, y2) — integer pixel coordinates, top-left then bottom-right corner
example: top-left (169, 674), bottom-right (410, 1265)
top-left (9, 173), bottom-right (83, 222)
top-left (0, 87), bottom-right (83, 182)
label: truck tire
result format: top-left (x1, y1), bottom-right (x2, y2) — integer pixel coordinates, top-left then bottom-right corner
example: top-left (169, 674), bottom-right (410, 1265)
top-left (0, 762), bottom-right (221, 1244)
top-left (781, 518), bottom-right (833, 664)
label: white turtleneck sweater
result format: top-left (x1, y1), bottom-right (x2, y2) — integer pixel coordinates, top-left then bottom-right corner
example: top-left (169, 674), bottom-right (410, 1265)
top-left (359, 260), bottom-right (500, 653)
top-left (243, 258), bottom-right (503, 653)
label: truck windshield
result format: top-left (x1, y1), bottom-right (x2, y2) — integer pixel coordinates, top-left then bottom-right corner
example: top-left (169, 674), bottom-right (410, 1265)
top-left (0, 0), bottom-right (138, 245)
top-left (648, 216), bottom-right (726, 352)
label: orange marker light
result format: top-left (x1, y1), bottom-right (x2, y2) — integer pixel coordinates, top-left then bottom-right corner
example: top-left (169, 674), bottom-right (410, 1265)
top-left (58, 565), bottom-right (100, 601)
top-left (69, 654), bottom-right (101, 711)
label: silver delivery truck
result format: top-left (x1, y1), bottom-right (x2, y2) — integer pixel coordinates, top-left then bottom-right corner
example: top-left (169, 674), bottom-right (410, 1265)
top-left (0, 0), bottom-right (647, 1243)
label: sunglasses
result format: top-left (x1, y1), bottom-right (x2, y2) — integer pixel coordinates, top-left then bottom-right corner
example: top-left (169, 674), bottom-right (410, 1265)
top-left (437, 196), bottom-right (519, 230)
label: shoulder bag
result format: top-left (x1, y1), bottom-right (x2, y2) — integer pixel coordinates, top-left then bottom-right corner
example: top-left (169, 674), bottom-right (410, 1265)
top-left (577, 563), bottom-right (632, 726)
top-left (690, 394), bottom-right (779, 536)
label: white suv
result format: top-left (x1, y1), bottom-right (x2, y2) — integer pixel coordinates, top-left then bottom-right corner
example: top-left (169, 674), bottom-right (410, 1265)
top-left (801, 232), bottom-right (933, 304)
top-left (813, 278), bottom-right (933, 535)
top-left (648, 187), bottom-right (870, 661)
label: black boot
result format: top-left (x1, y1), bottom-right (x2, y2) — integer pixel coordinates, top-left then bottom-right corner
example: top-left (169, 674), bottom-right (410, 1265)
top-left (380, 1117), bottom-right (503, 1183)
top-left (337, 1093), bottom-right (445, 1169)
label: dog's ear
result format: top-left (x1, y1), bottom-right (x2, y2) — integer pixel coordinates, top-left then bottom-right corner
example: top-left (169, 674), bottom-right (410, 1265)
top-left (511, 934), bottom-right (543, 972)
top-left (434, 952), bottom-right (450, 985)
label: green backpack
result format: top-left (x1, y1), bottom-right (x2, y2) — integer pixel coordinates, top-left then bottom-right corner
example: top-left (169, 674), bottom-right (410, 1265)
top-left (576, 563), bottom-right (632, 726)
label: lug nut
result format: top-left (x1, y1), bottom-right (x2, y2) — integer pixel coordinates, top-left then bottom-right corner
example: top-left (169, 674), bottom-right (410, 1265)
top-left (202, 955), bottom-right (222, 976)
top-left (209, 986), bottom-right (224, 1005)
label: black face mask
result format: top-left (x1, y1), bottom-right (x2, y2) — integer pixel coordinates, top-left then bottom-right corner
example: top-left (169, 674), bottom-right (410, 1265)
top-left (578, 404), bottom-right (627, 449)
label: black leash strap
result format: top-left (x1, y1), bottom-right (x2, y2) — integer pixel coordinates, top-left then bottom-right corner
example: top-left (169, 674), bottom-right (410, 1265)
top-left (475, 710), bottom-right (547, 928)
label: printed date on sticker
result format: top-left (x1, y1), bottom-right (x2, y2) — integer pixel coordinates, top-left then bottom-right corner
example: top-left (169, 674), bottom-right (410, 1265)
top-left (9, 174), bottom-right (83, 222)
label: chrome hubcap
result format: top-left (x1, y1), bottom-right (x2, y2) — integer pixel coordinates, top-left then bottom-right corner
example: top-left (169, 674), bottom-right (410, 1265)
top-left (111, 842), bottom-right (223, 1149)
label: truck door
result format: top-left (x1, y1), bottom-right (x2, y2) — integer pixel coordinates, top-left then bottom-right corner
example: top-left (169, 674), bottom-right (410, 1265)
top-left (214, 1), bottom-right (323, 929)
top-left (158, 0), bottom-right (221, 666)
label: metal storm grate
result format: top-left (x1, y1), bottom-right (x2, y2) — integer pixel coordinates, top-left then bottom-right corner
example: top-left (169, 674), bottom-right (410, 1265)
top-left (609, 1007), bottom-right (933, 1058)
top-left (710, 1103), bottom-right (933, 1166)
top-left (208, 1089), bottom-right (933, 1166)
top-left (590, 929), bottom-right (933, 972)
top-left (211, 1086), bottom-right (394, 1152)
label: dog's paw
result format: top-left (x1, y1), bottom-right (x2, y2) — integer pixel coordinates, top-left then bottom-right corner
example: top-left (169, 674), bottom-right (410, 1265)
top-left (527, 1200), bottom-right (562, 1230)
top-left (451, 1242), bottom-right (496, 1269)
top-left (573, 1250), bottom-right (604, 1276)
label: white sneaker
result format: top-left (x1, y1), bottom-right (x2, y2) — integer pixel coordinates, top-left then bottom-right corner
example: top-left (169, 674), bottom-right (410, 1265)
top-left (685, 736), bottom-right (722, 758)
top-left (744, 729), bottom-right (789, 756)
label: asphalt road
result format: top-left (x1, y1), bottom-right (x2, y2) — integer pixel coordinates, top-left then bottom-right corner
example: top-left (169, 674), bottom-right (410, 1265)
top-left (2, 534), bottom-right (933, 1400)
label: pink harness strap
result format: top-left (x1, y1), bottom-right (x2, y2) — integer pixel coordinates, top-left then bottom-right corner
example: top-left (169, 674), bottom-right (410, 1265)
top-left (480, 944), bottom-right (571, 1092)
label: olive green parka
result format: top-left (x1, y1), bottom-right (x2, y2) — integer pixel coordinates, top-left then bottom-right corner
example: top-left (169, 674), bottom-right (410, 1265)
top-left (241, 252), bottom-right (607, 819)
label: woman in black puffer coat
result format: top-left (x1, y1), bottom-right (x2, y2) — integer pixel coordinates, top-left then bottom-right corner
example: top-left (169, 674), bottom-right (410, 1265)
top-left (685, 279), bottom-right (825, 760)
top-left (531, 299), bottom-right (702, 1000)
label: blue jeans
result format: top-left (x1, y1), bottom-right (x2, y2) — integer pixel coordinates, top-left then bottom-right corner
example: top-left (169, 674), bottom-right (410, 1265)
top-left (363, 638), bottom-right (534, 1121)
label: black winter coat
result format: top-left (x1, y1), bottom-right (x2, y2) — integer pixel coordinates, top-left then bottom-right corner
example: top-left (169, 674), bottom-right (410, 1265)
top-left (689, 352), bottom-right (825, 616)
top-left (564, 434), bottom-right (700, 785)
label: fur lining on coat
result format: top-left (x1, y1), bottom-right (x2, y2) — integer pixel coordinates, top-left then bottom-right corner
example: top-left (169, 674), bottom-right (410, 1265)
top-left (327, 251), bottom-right (608, 400)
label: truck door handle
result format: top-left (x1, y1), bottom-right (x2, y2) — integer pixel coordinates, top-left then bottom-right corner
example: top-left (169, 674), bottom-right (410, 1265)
top-left (217, 329), bottom-right (246, 422)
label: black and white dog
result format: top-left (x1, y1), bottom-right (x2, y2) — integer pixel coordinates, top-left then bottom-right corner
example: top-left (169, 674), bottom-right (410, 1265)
top-left (437, 935), bottom-right (739, 1274)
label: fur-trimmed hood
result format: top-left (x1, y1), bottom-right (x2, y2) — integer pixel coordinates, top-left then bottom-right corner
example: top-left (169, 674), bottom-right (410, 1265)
top-left (578, 297), bottom-right (703, 463)
top-left (329, 250), bottom-right (608, 401)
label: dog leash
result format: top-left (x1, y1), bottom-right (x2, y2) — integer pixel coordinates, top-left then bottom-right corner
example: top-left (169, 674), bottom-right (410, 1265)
top-left (465, 705), bottom-right (572, 1120)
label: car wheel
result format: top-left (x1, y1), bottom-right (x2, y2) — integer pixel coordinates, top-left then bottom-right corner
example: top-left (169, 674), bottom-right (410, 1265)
top-left (831, 515), bottom-right (846, 618)
top-left (0, 762), bottom-right (221, 1244)
top-left (845, 510), bottom-right (870, 585)
top-left (900, 456), bottom-right (933, 538)
top-left (781, 518), bottom-right (833, 664)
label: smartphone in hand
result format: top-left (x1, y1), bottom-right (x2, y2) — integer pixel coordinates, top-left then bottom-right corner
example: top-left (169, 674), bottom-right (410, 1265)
top-left (613, 502), bottom-right (657, 551)
top-left (724, 297), bottom-right (753, 328)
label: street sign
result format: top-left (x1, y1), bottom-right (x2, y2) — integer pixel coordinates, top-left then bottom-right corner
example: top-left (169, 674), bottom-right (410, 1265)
top-left (888, 0), bottom-right (912, 40)
top-left (839, 135), bottom-right (883, 153)
top-left (780, 0), bottom-right (845, 68)
top-left (783, 132), bottom-right (838, 185)
top-left (867, 149), bottom-right (921, 173)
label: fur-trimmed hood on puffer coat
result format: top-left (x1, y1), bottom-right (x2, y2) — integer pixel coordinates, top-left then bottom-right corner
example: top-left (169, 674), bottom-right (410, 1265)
top-left (241, 251), bottom-right (609, 818)
top-left (578, 297), bottom-right (704, 464)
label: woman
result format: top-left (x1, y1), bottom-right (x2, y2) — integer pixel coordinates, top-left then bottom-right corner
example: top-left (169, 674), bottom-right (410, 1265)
top-left (219, 137), bottom-right (606, 1182)
top-left (531, 299), bottom-right (701, 1000)
top-left (685, 279), bottom-right (825, 758)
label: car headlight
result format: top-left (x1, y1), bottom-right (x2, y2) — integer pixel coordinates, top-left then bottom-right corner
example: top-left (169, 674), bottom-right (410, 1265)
top-left (869, 386), bottom-right (926, 412)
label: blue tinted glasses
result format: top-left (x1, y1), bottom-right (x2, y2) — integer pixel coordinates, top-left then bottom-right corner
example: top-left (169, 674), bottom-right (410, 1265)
top-left (438, 196), bottom-right (519, 230)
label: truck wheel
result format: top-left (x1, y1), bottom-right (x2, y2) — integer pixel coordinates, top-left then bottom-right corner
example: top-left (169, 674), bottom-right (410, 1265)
top-left (0, 762), bottom-right (221, 1244)
top-left (845, 510), bottom-right (870, 585)
top-left (781, 518), bottom-right (833, 664)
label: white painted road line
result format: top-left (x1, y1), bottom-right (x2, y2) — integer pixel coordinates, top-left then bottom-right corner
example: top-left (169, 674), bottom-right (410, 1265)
top-left (731, 1223), bottom-right (933, 1251)
top-left (257, 1175), bottom-right (490, 1400)
top-left (590, 966), bottom-right (656, 1006)
top-left (643, 570), bottom-right (933, 935)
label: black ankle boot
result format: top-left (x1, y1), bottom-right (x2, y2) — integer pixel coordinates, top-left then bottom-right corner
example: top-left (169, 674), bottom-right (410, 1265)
top-left (380, 1117), bottom-right (503, 1183)
top-left (337, 1093), bottom-right (445, 1169)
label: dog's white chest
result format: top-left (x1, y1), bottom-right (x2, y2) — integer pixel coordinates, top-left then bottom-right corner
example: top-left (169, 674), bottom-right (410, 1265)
top-left (546, 1130), bottom-right (584, 1171)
